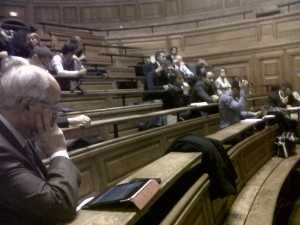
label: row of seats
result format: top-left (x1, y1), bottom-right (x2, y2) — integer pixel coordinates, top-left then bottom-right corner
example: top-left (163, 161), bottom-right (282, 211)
top-left (46, 114), bottom-right (296, 225)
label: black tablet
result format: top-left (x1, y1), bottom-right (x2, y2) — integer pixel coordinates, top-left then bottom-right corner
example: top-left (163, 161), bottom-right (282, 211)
top-left (81, 179), bottom-right (151, 209)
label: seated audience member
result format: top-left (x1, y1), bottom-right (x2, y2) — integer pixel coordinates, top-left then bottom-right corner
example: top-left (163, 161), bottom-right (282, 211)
top-left (143, 49), bottom-right (166, 76)
top-left (70, 35), bottom-right (86, 62)
top-left (190, 69), bottom-right (219, 104)
top-left (281, 82), bottom-right (300, 106)
top-left (49, 43), bottom-right (87, 91)
top-left (215, 68), bottom-right (231, 96)
top-left (0, 64), bottom-right (81, 224)
top-left (163, 69), bottom-right (191, 120)
top-left (173, 55), bottom-right (194, 79)
top-left (1, 55), bottom-right (91, 128)
top-left (142, 56), bottom-right (170, 128)
top-left (0, 28), bottom-right (13, 61)
top-left (29, 33), bottom-right (41, 48)
top-left (10, 29), bottom-right (32, 58)
top-left (29, 45), bottom-right (54, 70)
top-left (163, 69), bottom-right (190, 109)
top-left (219, 79), bottom-right (260, 129)
top-left (143, 59), bottom-right (170, 102)
top-left (190, 58), bottom-right (209, 88)
top-left (166, 46), bottom-right (177, 63)
top-left (268, 83), bottom-right (300, 108)
top-left (190, 69), bottom-right (219, 117)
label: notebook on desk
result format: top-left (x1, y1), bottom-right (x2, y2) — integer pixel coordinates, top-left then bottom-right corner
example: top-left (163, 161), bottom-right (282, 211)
top-left (81, 179), bottom-right (160, 210)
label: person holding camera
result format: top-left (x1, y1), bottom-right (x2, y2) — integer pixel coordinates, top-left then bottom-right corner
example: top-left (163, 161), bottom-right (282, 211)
top-left (219, 79), bottom-right (260, 129)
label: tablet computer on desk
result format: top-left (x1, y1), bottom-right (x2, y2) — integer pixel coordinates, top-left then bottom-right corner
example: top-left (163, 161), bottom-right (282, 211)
top-left (81, 179), bottom-right (160, 210)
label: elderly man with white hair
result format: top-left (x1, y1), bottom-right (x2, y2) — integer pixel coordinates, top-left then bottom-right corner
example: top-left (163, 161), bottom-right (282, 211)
top-left (0, 65), bottom-right (81, 224)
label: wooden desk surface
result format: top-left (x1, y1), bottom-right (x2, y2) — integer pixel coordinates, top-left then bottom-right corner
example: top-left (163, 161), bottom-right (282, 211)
top-left (206, 119), bottom-right (261, 143)
top-left (65, 152), bottom-right (202, 225)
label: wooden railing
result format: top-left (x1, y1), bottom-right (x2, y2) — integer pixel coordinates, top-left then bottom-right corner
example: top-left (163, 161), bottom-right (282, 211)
top-left (62, 103), bottom-right (219, 140)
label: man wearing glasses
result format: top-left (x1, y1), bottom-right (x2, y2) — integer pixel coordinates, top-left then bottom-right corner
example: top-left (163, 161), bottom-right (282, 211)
top-left (0, 65), bottom-right (81, 224)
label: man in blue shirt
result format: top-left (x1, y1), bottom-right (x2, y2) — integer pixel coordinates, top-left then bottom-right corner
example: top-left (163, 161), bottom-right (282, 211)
top-left (219, 79), bottom-right (260, 129)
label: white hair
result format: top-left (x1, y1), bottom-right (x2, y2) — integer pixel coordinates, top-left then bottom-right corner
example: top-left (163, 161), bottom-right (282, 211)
top-left (0, 56), bottom-right (29, 74)
top-left (0, 64), bottom-right (50, 109)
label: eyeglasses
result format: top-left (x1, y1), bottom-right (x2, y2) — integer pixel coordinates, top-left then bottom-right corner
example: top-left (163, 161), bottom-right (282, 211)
top-left (35, 100), bottom-right (61, 112)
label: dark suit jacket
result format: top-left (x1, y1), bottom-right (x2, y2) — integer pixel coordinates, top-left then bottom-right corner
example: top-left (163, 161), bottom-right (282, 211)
top-left (190, 80), bottom-right (217, 103)
top-left (268, 91), bottom-right (286, 108)
top-left (0, 119), bottom-right (81, 225)
top-left (268, 91), bottom-right (300, 108)
top-left (162, 84), bottom-right (190, 109)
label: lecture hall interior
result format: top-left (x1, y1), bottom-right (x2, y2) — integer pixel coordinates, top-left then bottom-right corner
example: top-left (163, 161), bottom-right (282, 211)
top-left (1, 0), bottom-right (300, 224)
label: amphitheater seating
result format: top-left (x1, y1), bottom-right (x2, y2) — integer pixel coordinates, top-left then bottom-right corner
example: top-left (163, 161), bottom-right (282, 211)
top-left (53, 119), bottom-right (279, 225)
top-left (35, 6), bottom-right (300, 224)
top-left (224, 147), bottom-right (300, 225)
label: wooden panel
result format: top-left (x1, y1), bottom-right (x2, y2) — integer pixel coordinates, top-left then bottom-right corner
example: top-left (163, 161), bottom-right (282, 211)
top-left (80, 81), bottom-right (115, 91)
top-left (76, 159), bottom-right (102, 199)
top-left (121, 4), bottom-right (137, 21)
top-left (260, 23), bottom-right (274, 41)
top-left (225, 0), bottom-right (240, 8)
top-left (286, 48), bottom-right (300, 92)
top-left (276, 17), bottom-right (300, 38)
top-left (103, 138), bottom-right (163, 182)
top-left (165, 1), bottom-right (179, 17)
top-left (80, 6), bottom-right (119, 22)
top-left (60, 97), bottom-right (111, 111)
top-left (212, 60), bottom-right (250, 80)
top-left (241, 140), bottom-right (270, 181)
top-left (140, 2), bottom-right (162, 19)
top-left (184, 26), bottom-right (258, 48)
top-left (242, 0), bottom-right (265, 4)
top-left (181, 0), bottom-right (223, 14)
top-left (256, 52), bottom-right (284, 85)
top-left (153, 21), bottom-right (197, 33)
top-left (160, 176), bottom-right (214, 225)
top-left (34, 6), bottom-right (60, 23)
top-left (63, 7), bottom-right (78, 23)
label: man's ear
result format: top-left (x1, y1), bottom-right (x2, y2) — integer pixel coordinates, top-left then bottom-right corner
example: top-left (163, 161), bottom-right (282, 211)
top-left (19, 97), bottom-right (33, 112)
top-left (32, 54), bottom-right (39, 62)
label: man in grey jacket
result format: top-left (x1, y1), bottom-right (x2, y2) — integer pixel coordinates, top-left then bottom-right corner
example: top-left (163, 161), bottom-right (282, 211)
top-left (219, 79), bottom-right (260, 129)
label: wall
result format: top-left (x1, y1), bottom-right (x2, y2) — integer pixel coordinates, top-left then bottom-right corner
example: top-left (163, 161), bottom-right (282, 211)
top-left (1, 0), bottom-right (296, 28)
top-left (102, 10), bottom-right (300, 90)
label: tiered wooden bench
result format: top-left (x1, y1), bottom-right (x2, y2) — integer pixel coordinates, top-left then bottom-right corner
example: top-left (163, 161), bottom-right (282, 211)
top-left (59, 102), bottom-right (162, 121)
top-left (64, 152), bottom-right (203, 225)
top-left (98, 53), bottom-right (146, 65)
top-left (59, 89), bottom-right (165, 110)
top-left (224, 147), bottom-right (300, 225)
top-left (51, 118), bottom-right (279, 225)
top-left (62, 104), bottom-right (219, 140)
top-left (206, 119), bottom-right (262, 143)
top-left (57, 75), bottom-right (145, 92)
